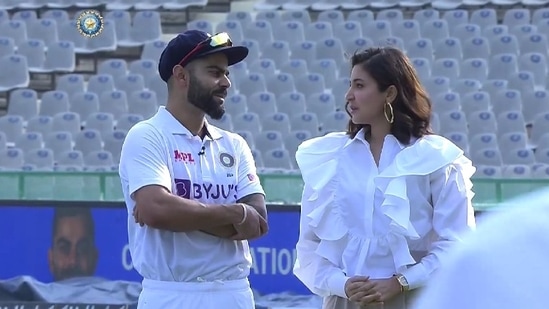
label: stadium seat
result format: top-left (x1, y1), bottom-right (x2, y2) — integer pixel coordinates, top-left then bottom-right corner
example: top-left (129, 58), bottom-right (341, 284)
top-left (52, 112), bottom-right (81, 135)
top-left (248, 91), bottom-right (277, 115)
top-left (262, 148), bottom-right (293, 170)
top-left (7, 88), bottom-right (39, 120)
top-left (74, 129), bottom-right (103, 154)
top-left (280, 59), bottom-right (308, 80)
top-left (307, 92), bottom-right (337, 118)
top-left (276, 21), bottom-right (306, 45)
top-left (25, 148), bottom-right (55, 170)
top-left (99, 90), bottom-right (129, 120)
top-left (470, 8), bottom-right (498, 29)
top-left (266, 72), bottom-right (296, 95)
top-left (277, 92), bottom-right (307, 115)
top-left (452, 24), bottom-right (481, 42)
top-left (88, 74), bottom-right (116, 95)
top-left (71, 92), bottom-right (100, 122)
top-left (129, 90), bottom-right (158, 119)
top-left (86, 112), bottom-right (115, 137)
top-left (26, 115), bottom-right (53, 136)
top-left (17, 39), bottom-right (46, 72)
top-left (45, 131), bottom-right (73, 156)
top-left (0, 20), bottom-right (28, 45)
top-left (15, 131), bottom-right (43, 152)
top-left (290, 112), bottom-right (320, 136)
top-left (0, 148), bottom-right (24, 170)
top-left (255, 130), bottom-right (285, 153)
top-left (43, 40), bottom-right (75, 72)
top-left (244, 20), bottom-right (274, 43)
top-left (249, 59), bottom-right (276, 80)
top-left (233, 112), bottom-right (262, 132)
top-left (0, 54), bottom-right (29, 91)
top-left (261, 112), bottom-right (291, 136)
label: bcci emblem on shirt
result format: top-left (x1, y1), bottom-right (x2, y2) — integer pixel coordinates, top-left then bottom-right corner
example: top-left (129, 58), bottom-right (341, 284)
top-left (219, 152), bottom-right (235, 168)
top-left (219, 152), bottom-right (235, 177)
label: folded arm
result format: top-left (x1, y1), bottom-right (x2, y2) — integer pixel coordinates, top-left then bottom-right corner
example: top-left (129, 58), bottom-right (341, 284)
top-left (121, 124), bottom-right (246, 232)
top-left (133, 185), bottom-right (245, 232)
top-left (198, 135), bottom-right (268, 239)
top-left (400, 160), bottom-right (476, 290)
top-left (200, 192), bottom-right (268, 239)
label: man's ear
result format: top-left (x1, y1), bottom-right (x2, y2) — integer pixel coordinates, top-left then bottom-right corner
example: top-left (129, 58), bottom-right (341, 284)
top-left (172, 65), bottom-right (190, 87)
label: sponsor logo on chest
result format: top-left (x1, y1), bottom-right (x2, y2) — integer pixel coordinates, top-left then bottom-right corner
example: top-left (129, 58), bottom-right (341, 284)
top-left (173, 150), bottom-right (196, 164)
top-left (175, 178), bottom-right (238, 200)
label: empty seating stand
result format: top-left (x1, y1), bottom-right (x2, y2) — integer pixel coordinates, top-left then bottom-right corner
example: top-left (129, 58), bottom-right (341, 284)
top-left (1, 2), bottom-right (549, 181)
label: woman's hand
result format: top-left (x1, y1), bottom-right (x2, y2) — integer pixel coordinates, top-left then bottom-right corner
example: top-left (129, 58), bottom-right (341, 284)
top-left (360, 277), bottom-right (402, 306)
top-left (345, 276), bottom-right (382, 306)
top-left (346, 276), bottom-right (403, 307)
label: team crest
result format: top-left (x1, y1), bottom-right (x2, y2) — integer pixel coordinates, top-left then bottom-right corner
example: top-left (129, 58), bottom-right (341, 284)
top-left (76, 10), bottom-right (104, 38)
top-left (219, 152), bottom-right (235, 168)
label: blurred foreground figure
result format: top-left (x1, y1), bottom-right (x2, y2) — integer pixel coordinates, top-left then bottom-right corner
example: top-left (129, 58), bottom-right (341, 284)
top-left (411, 189), bottom-right (549, 309)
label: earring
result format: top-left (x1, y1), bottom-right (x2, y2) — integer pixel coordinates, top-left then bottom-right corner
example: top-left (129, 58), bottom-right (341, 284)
top-left (384, 102), bottom-right (394, 124)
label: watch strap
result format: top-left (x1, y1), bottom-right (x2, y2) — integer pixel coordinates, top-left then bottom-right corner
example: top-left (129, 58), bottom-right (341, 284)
top-left (394, 274), bottom-right (410, 292)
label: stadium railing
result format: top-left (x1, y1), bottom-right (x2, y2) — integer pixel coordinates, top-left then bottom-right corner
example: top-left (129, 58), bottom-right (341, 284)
top-left (0, 171), bottom-right (547, 211)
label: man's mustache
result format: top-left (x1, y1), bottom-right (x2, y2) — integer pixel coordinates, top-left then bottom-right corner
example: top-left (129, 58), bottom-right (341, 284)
top-left (212, 89), bottom-right (227, 97)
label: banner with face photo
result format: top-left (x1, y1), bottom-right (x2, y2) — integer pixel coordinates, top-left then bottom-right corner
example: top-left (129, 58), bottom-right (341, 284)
top-left (0, 202), bottom-right (308, 295)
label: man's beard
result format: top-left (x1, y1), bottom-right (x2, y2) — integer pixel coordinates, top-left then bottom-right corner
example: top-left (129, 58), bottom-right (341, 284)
top-left (187, 74), bottom-right (226, 120)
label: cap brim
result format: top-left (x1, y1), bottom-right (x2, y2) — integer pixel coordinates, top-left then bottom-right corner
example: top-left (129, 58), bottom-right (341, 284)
top-left (197, 46), bottom-right (249, 66)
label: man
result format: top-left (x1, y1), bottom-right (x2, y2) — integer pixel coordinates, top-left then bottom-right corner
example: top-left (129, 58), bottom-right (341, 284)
top-left (411, 189), bottom-right (549, 309)
top-left (118, 30), bottom-right (268, 309)
top-left (48, 207), bottom-right (98, 281)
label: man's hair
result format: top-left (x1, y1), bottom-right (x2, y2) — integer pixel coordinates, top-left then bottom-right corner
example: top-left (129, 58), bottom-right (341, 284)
top-left (345, 47), bottom-right (433, 145)
top-left (51, 207), bottom-right (96, 241)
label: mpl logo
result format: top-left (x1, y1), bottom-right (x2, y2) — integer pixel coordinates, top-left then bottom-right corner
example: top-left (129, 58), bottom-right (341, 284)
top-left (175, 178), bottom-right (238, 200)
top-left (174, 150), bottom-right (195, 163)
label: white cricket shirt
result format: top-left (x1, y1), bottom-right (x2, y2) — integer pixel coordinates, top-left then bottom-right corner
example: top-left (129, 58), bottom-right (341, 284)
top-left (119, 106), bottom-right (265, 282)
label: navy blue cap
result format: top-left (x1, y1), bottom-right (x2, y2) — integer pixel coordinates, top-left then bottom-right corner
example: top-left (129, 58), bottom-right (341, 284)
top-left (158, 30), bottom-right (248, 83)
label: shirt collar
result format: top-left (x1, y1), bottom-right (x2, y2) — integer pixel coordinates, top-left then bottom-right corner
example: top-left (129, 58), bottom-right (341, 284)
top-left (344, 128), bottom-right (407, 149)
top-left (156, 106), bottom-right (223, 140)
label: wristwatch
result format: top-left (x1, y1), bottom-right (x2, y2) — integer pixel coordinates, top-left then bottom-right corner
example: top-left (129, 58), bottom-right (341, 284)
top-left (394, 274), bottom-right (410, 292)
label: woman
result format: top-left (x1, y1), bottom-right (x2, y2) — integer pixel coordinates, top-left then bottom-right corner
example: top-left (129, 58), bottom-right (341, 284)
top-left (293, 47), bottom-right (476, 309)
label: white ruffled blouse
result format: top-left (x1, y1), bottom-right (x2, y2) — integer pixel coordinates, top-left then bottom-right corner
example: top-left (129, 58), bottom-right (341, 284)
top-left (293, 131), bottom-right (477, 299)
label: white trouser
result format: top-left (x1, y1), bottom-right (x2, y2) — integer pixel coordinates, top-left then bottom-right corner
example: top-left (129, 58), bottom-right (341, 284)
top-left (137, 278), bottom-right (255, 309)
